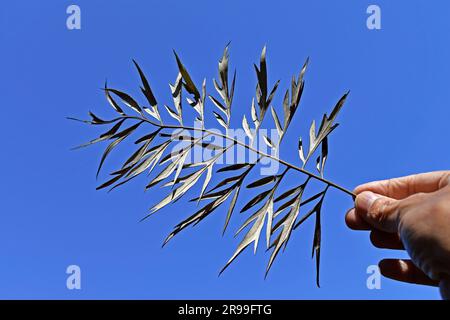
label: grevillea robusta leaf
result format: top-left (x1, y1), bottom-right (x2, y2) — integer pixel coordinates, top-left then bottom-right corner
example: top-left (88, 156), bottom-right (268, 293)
top-left (246, 175), bottom-right (277, 189)
top-left (106, 88), bottom-right (143, 115)
top-left (71, 44), bottom-right (351, 286)
top-left (133, 59), bottom-right (157, 107)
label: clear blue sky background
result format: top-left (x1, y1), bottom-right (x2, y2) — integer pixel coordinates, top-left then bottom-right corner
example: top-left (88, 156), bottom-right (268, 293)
top-left (0, 1), bottom-right (449, 299)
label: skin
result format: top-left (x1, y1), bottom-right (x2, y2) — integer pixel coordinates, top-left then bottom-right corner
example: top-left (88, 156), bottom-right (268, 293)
top-left (345, 171), bottom-right (450, 299)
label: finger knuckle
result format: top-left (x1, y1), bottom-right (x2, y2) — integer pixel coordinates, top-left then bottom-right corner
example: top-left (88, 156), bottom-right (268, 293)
top-left (369, 198), bottom-right (389, 224)
top-left (439, 171), bottom-right (450, 189)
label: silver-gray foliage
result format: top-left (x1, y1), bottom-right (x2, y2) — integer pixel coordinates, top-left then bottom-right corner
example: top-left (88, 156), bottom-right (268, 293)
top-left (70, 45), bottom-right (353, 286)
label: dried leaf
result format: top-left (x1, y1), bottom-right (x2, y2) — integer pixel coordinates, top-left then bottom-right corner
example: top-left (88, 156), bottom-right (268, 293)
top-left (293, 196), bottom-right (323, 230)
top-left (230, 69), bottom-right (236, 107)
top-left (329, 91), bottom-right (349, 124)
top-left (266, 80), bottom-right (280, 107)
top-left (221, 193), bottom-right (274, 274)
top-left (299, 57), bottom-right (309, 83)
top-left (298, 137), bottom-right (306, 166)
top-left (122, 139), bottom-right (150, 169)
top-left (271, 106), bottom-right (283, 138)
top-left (143, 106), bottom-right (161, 122)
top-left (105, 82), bottom-right (125, 115)
top-left (134, 129), bottom-right (159, 144)
top-left (164, 170), bottom-right (199, 187)
top-left (246, 175), bottom-right (276, 188)
top-left (282, 89), bottom-right (290, 128)
top-left (309, 120), bottom-right (316, 153)
top-left (217, 163), bottom-right (250, 173)
top-left (242, 115), bottom-right (252, 141)
top-left (250, 99), bottom-right (258, 125)
top-left (205, 174), bottom-right (243, 194)
top-left (198, 165), bottom-right (213, 201)
top-left (169, 73), bottom-right (183, 123)
top-left (106, 88), bottom-right (142, 115)
top-left (80, 112), bottom-right (119, 125)
top-left (212, 43), bottom-right (235, 121)
top-left (96, 121), bottom-right (142, 178)
top-left (173, 151), bottom-right (190, 186)
top-left (191, 186), bottom-right (233, 201)
top-left (125, 150), bottom-right (160, 178)
top-left (149, 149), bottom-right (228, 214)
top-left (265, 185), bottom-right (305, 276)
top-left (145, 157), bottom-right (179, 189)
top-left (163, 189), bottom-right (233, 245)
top-left (164, 104), bottom-right (181, 123)
top-left (73, 45), bottom-right (350, 285)
top-left (209, 95), bottom-right (227, 117)
top-left (265, 198), bottom-right (274, 248)
top-left (312, 205), bottom-right (322, 287)
top-left (315, 155), bottom-right (321, 174)
top-left (255, 46), bottom-right (267, 103)
top-left (299, 191), bottom-right (325, 208)
top-left (173, 50), bottom-right (200, 101)
top-left (303, 92), bottom-right (348, 163)
top-left (320, 136), bottom-right (328, 178)
top-left (146, 136), bottom-right (202, 188)
top-left (240, 189), bottom-right (271, 213)
top-left (213, 111), bottom-right (228, 130)
top-left (263, 135), bottom-right (274, 149)
top-left (149, 167), bottom-right (205, 214)
top-left (72, 119), bottom-right (125, 149)
top-left (132, 59), bottom-right (157, 107)
top-left (96, 174), bottom-right (122, 190)
top-left (274, 184), bottom-right (303, 203)
top-left (223, 185), bottom-right (241, 235)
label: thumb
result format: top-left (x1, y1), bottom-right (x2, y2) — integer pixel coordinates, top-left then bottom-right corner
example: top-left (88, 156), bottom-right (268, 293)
top-left (355, 191), bottom-right (401, 233)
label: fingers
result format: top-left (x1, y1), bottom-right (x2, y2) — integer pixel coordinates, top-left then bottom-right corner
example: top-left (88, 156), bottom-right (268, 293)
top-left (379, 259), bottom-right (439, 287)
top-left (345, 209), bottom-right (404, 249)
top-left (439, 275), bottom-right (450, 300)
top-left (370, 230), bottom-right (404, 250)
top-left (354, 171), bottom-right (450, 199)
top-left (354, 191), bottom-right (401, 233)
top-left (345, 208), bottom-right (371, 230)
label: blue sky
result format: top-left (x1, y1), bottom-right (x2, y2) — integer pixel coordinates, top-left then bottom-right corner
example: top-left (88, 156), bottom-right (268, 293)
top-left (0, 1), bottom-right (449, 299)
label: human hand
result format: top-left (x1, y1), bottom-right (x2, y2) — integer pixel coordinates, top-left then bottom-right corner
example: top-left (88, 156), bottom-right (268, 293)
top-left (345, 171), bottom-right (450, 299)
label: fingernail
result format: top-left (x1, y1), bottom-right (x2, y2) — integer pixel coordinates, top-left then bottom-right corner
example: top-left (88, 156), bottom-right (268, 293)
top-left (398, 259), bottom-right (408, 272)
top-left (356, 191), bottom-right (379, 211)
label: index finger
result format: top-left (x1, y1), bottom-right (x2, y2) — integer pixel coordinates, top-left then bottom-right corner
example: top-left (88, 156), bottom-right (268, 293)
top-left (354, 171), bottom-right (450, 199)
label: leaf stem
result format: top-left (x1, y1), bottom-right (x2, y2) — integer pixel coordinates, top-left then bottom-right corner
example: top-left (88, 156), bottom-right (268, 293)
top-left (118, 115), bottom-right (356, 197)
